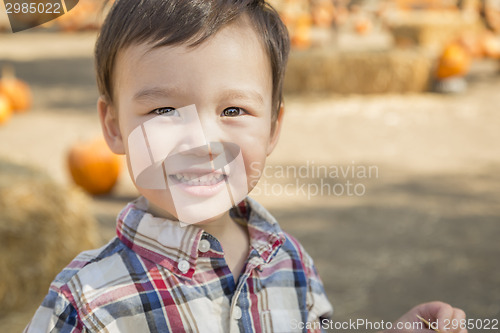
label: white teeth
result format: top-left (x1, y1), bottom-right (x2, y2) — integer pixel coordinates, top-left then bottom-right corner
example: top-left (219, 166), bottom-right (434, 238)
top-left (170, 173), bottom-right (225, 186)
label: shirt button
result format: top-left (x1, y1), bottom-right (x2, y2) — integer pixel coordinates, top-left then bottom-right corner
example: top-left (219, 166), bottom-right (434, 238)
top-left (233, 306), bottom-right (242, 320)
top-left (198, 239), bottom-right (211, 253)
top-left (178, 260), bottom-right (189, 274)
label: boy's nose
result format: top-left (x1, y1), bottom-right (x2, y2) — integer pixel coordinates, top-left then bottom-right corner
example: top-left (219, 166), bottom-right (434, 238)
top-left (209, 142), bottom-right (241, 171)
top-left (174, 107), bottom-right (227, 158)
top-left (174, 114), bottom-right (209, 154)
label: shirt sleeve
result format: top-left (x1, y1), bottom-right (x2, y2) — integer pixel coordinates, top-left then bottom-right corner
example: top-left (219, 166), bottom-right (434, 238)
top-left (24, 289), bottom-right (86, 333)
top-left (284, 232), bottom-right (334, 326)
top-left (306, 256), bottom-right (334, 320)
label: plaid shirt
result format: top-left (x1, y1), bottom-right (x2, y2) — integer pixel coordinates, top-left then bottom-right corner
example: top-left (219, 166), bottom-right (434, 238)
top-left (25, 196), bottom-right (333, 333)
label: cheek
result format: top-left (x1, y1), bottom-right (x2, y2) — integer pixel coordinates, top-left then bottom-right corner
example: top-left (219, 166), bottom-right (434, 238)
top-left (229, 120), bottom-right (272, 189)
top-left (241, 143), bottom-right (268, 192)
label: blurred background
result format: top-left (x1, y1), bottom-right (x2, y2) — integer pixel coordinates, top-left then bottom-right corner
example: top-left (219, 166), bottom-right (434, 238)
top-left (0, 0), bottom-right (499, 331)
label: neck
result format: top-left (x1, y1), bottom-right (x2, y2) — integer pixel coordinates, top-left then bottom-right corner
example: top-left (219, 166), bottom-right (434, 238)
top-left (147, 202), bottom-right (178, 222)
top-left (147, 201), bottom-right (247, 244)
top-left (198, 210), bottom-right (241, 241)
top-left (147, 201), bottom-right (250, 279)
top-left (199, 210), bottom-right (250, 281)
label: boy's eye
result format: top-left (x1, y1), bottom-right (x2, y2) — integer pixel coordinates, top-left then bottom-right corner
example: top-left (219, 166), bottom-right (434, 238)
top-left (151, 107), bottom-right (179, 116)
top-left (221, 107), bottom-right (245, 117)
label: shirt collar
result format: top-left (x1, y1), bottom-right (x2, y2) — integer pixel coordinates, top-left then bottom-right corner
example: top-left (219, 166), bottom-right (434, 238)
top-left (116, 196), bottom-right (286, 279)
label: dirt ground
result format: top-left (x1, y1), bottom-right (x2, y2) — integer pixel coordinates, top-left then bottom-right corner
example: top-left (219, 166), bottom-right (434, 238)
top-left (0, 32), bottom-right (499, 331)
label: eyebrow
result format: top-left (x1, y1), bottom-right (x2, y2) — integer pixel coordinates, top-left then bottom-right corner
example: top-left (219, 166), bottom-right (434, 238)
top-left (133, 86), bottom-right (264, 106)
top-left (218, 89), bottom-right (265, 106)
top-left (133, 86), bottom-right (183, 102)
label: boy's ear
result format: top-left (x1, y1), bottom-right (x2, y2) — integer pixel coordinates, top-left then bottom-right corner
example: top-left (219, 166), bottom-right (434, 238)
top-left (266, 103), bottom-right (285, 156)
top-left (98, 96), bottom-right (125, 154)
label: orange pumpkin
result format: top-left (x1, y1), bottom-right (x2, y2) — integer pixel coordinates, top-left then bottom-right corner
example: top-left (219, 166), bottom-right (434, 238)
top-left (0, 94), bottom-right (12, 125)
top-left (295, 12), bottom-right (312, 28)
top-left (0, 66), bottom-right (32, 113)
top-left (396, 0), bottom-right (456, 11)
top-left (68, 138), bottom-right (122, 195)
top-left (290, 12), bottom-right (312, 49)
top-left (354, 17), bottom-right (372, 35)
top-left (312, 1), bottom-right (336, 28)
top-left (291, 25), bottom-right (312, 49)
top-left (333, 5), bottom-right (349, 26)
top-left (480, 31), bottom-right (500, 59)
top-left (435, 43), bottom-right (471, 79)
top-left (57, 1), bottom-right (100, 32)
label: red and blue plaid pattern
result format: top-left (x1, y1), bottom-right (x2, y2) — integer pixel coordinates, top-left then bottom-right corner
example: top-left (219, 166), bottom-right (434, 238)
top-left (25, 197), bottom-right (332, 332)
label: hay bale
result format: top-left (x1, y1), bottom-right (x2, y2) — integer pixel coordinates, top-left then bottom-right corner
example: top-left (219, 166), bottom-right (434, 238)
top-left (284, 47), bottom-right (432, 95)
top-left (386, 11), bottom-right (483, 54)
top-left (0, 159), bottom-right (99, 316)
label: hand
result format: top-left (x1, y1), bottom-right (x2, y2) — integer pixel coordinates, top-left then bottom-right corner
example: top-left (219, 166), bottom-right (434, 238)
top-left (383, 301), bottom-right (467, 333)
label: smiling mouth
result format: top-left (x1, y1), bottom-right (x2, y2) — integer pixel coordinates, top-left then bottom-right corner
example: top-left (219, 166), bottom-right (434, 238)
top-left (168, 172), bottom-right (227, 186)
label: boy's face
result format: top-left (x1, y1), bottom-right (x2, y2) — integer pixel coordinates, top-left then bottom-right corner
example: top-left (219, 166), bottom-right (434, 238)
top-left (99, 18), bottom-right (282, 224)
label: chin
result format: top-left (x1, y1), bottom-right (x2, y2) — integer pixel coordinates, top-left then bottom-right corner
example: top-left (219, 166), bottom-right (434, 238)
top-left (195, 212), bottom-right (228, 226)
top-left (141, 189), bottom-right (231, 225)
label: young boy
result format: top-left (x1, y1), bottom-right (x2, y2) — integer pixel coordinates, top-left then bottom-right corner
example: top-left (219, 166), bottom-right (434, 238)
top-left (26, 0), bottom-right (467, 332)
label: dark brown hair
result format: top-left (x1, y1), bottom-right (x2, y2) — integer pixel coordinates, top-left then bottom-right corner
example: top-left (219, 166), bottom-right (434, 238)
top-left (95, 0), bottom-right (290, 124)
